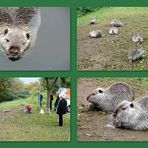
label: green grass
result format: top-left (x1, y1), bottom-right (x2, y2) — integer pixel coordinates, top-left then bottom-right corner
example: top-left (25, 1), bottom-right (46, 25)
top-left (0, 97), bottom-right (70, 141)
top-left (78, 7), bottom-right (148, 26)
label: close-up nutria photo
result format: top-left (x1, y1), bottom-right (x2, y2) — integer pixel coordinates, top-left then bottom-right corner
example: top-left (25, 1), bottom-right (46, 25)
top-left (77, 78), bottom-right (148, 141)
top-left (77, 7), bottom-right (148, 71)
top-left (0, 7), bottom-right (41, 62)
top-left (0, 7), bottom-right (70, 71)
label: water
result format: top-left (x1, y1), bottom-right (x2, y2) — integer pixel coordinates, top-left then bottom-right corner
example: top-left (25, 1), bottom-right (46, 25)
top-left (0, 7), bottom-right (70, 71)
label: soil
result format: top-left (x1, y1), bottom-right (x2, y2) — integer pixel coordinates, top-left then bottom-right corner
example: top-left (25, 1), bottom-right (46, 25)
top-left (77, 17), bottom-right (148, 71)
top-left (77, 78), bottom-right (148, 141)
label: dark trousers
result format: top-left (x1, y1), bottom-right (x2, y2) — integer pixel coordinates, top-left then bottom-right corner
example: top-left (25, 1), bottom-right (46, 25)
top-left (59, 114), bottom-right (63, 126)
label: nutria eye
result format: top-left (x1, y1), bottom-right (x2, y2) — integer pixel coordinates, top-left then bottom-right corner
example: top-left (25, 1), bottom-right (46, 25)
top-left (98, 90), bottom-right (103, 93)
top-left (122, 107), bottom-right (126, 110)
top-left (26, 33), bottom-right (30, 39)
top-left (4, 29), bottom-right (8, 35)
top-left (6, 39), bottom-right (9, 42)
top-left (22, 42), bottom-right (25, 45)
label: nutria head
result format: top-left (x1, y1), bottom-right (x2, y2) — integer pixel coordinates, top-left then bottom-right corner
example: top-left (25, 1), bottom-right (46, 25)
top-left (0, 27), bottom-right (31, 61)
top-left (86, 82), bottom-right (135, 113)
top-left (112, 100), bottom-right (134, 128)
top-left (112, 96), bottom-right (148, 130)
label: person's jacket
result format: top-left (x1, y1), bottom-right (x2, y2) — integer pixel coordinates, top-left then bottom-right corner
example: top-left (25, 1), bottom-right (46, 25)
top-left (56, 98), bottom-right (67, 115)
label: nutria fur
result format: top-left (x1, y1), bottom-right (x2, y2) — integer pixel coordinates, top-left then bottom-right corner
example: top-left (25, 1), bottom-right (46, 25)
top-left (110, 19), bottom-right (124, 27)
top-left (90, 18), bottom-right (97, 24)
top-left (0, 7), bottom-right (41, 61)
top-left (86, 82), bottom-right (135, 113)
top-left (89, 30), bottom-right (102, 38)
top-left (132, 33), bottom-right (143, 44)
top-left (109, 27), bottom-right (119, 35)
top-left (128, 48), bottom-right (145, 63)
top-left (113, 96), bottom-right (148, 130)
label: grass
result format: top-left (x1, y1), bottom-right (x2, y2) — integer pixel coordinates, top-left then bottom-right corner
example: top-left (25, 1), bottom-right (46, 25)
top-left (77, 7), bottom-right (148, 70)
top-left (0, 96), bottom-right (70, 141)
top-left (78, 7), bottom-right (148, 26)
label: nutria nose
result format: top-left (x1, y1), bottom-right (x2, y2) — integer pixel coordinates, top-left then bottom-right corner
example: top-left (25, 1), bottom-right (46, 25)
top-left (113, 121), bottom-right (121, 128)
top-left (112, 112), bottom-right (117, 117)
top-left (9, 50), bottom-right (19, 56)
top-left (8, 46), bottom-right (20, 56)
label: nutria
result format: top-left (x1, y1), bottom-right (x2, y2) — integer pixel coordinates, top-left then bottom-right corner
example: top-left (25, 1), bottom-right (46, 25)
top-left (112, 96), bottom-right (148, 130)
top-left (90, 17), bottom-right (97, 24)
top-left (86, 82), bottom-right (135, 113)
top-left (0, 7), bottom-right (41, 61)
top-left (128, 48), bottom-right (145, 63)
top-left (132, 33), bottom-right (143, 44)
top-left (109, 27), bottom-right (119, 35)
top-left (110, 19), bottom-right (124, 27)
top-left (89, 30), bottom-right (102, 38)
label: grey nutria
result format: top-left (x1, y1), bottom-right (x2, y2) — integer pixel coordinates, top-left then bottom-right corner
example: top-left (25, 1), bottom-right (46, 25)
top-left (128, 48), bottom-right (145, 63)
top-left (90, 17), bottom-right (97, 24)
top-left (109, 27), bottom-right (119, 35)
top-left (0, 7), bottom-right (41, 61)
top-left (132, 33), bottom-right (143, 44)
top-left (86, 82), bottom-right (135, 113)
top-left (112, 96), bottom-right (148, 130)
top-left (89, 30), bottom-right (102, 38)
top-left (110, 19), bottom-right (124, 27)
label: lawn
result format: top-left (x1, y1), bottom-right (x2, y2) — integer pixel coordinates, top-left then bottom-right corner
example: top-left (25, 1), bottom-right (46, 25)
top-left (0, 97), bottom-right (70, 141)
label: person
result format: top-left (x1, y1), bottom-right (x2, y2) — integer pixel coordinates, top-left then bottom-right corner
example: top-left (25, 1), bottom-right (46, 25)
top-left (25, 105), bottom-right (32, 114)
top-left (38, 93), bottom-right (43, 108)
top-left (50, 94), bottom-right (54, 110)
top-left (56, 93), bottom-right (68, 126)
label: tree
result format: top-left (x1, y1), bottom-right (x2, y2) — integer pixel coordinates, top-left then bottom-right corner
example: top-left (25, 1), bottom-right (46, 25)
top-left (0, 78), bottom-right (13, 102)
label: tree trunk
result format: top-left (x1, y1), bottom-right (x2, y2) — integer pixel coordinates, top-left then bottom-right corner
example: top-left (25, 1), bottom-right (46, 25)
top-left (45, 77), bottom-right (58, 114)
top-left (46, 90), bottom-right (51, 114)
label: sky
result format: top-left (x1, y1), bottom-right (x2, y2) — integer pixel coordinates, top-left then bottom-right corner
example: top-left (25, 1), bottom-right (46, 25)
top-left (19, 78), bottom-right (41, 84)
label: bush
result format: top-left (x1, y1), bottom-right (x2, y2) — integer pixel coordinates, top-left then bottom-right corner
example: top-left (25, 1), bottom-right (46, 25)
top-left (77, 7), bottom-right (102, 17)
top-left (13, 90), bottom-right (30, 99)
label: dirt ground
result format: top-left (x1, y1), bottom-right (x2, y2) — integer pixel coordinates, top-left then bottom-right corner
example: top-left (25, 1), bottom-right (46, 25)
top-left (77, 78), bottom-right (148, 141)
top-left (77, 10), bottom-right (148, 71)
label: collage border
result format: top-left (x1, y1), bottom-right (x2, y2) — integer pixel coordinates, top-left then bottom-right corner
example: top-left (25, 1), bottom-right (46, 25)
top-left (0, 0), bottom-right (148, 147)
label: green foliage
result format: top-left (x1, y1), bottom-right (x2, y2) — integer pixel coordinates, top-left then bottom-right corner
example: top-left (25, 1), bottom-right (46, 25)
top-left (0, 78), bottom-right (27, 102)
top-left (77, 7), bottom-right (102, 17)
top-left (41, 77), bottom-right (70, 94)
top-left (0, 78), bottom-right (13, 102)
top-left (13, 90), bottom-right (30, 99)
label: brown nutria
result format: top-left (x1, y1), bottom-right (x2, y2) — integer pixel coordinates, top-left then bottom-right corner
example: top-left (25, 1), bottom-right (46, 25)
top-left (86, 82), bottom-right (135, 113)
top-left (0, 7), bottom-right (41, 61)
top-left (112, 96), bottom-right (148, 130)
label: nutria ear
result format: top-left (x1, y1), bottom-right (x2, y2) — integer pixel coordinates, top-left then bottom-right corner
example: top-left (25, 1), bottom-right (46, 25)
top-left (130, 103), bottom-right (134, 108)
